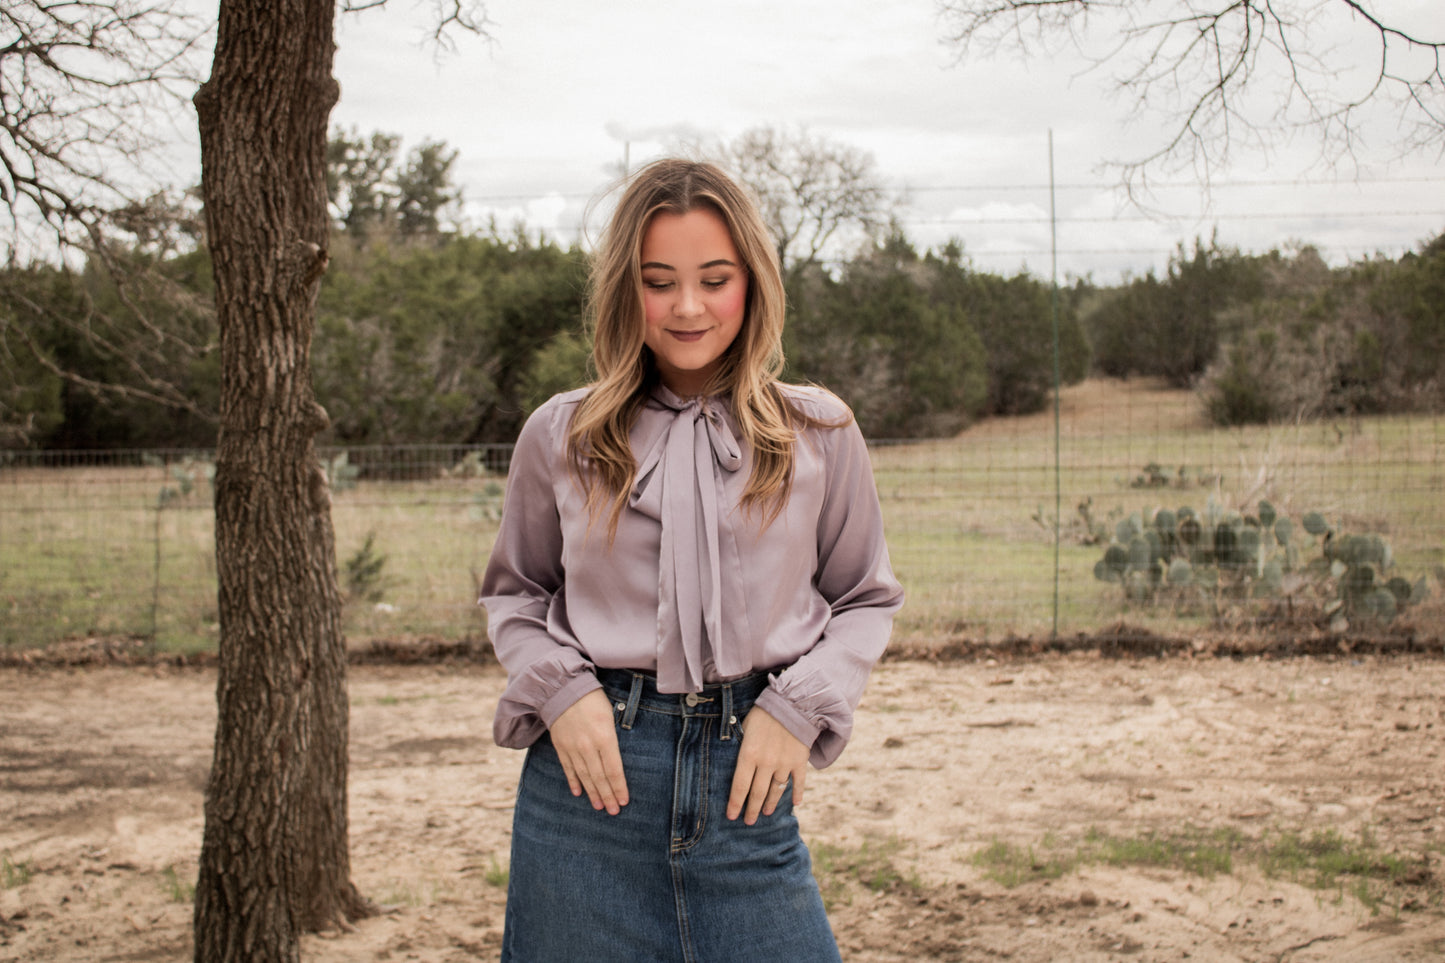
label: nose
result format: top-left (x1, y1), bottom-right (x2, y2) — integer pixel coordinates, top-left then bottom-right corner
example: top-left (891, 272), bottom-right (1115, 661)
top-left (674, 283), bottom-right (704, 319)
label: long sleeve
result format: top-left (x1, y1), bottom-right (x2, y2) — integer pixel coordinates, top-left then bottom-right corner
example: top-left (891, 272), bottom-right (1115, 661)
top-left (479, 395), bottom-right (601, 749)
top-left (481, 384), bottom-right (903, 763)
top-left (754, 414), bottom-right (904, 768)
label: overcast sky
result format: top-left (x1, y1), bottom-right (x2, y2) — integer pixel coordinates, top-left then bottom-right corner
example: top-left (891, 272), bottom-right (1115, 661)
top-left (214, 0), bottom-right (1442, 282)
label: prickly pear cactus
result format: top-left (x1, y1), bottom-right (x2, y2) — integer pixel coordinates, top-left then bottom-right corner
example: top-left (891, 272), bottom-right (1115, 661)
top-left (1092, 494), bottom-right (1426, 628)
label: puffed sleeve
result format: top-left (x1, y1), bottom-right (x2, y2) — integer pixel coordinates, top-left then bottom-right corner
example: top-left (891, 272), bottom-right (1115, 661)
top-left (479, 396), bottom-right (602, 749)
top-left (753, 415), bottom-right (904, 768)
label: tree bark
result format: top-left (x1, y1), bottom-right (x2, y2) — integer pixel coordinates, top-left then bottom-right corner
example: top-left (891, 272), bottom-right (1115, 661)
top-left (192, 2), bottom-right (371, 960)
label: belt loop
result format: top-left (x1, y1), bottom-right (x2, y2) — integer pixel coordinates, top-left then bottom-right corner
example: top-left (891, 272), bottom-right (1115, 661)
top-left (720, 682), bottom-right (736, 741)
top-left (620, 672), bottom-right (643, 730)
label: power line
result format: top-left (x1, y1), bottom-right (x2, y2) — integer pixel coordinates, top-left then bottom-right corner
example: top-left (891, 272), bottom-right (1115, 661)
top-left (912, 210), bottom-right (1445, 226)
top-left (898, 176), bottom-right (1445, 193)
top-left (963, 248), bottom-right (1206, 258)
top-left (457, 175), bottom-right (1445, 208)
top-left (813, 239), bottom-right (1427, 265)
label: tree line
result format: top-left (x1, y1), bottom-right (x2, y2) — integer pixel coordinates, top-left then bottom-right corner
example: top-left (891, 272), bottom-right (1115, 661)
top-left (1088, 232), bottom-right (1445, 424)
top-left (2, 133), bottom-right (1442, 451)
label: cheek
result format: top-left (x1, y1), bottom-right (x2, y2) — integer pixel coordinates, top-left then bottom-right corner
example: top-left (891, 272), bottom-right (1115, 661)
top-left (715, 286), bottom-right (748, 325)
top-left (642, 291), bottom-right (669, 326)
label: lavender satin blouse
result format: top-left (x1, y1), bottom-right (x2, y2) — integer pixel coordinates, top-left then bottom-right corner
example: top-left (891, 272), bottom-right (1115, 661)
top-left (479, 383), bottom-right (904, 768)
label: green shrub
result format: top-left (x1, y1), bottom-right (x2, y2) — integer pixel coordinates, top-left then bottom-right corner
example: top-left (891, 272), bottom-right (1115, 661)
top-left (343, 531), bottom-right (390, 604)
top-left (2, 853), bottom-right (32, 888)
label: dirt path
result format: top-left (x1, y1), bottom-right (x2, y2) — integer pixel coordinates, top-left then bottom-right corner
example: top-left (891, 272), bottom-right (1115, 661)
top-left (2, 657), bottom-right (1442, 962)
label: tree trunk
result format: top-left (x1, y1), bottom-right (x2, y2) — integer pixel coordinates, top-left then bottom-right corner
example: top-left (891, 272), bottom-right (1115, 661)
top-left (192, 2), bottom-right (371, 959)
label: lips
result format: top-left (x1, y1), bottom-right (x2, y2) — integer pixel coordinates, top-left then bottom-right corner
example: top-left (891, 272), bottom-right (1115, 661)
top-left (669, 329), bottom-right (708, 342)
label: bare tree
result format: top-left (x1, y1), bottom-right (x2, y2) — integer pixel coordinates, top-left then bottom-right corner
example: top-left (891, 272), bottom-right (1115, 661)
top-left (191, 2), bottom-right (486, 959)
top-left (720, 126), bottom-right (895, 271)
top-left (191, 0), bottom-right (360, 954)
top-left (3, 2), bottom-right (484, 955)
top-left (0, 1), bottom-right (210, 444)
top-left (938, 0), bottom-right (1445, 189)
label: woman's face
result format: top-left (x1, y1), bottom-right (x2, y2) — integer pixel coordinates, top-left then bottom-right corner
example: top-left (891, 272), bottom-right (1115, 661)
top-left (639, 206), bottom-right (748, 398)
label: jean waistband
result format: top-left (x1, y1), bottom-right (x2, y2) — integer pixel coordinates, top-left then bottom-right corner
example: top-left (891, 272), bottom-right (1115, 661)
top-left (596, 667), bottom-right (771, 736)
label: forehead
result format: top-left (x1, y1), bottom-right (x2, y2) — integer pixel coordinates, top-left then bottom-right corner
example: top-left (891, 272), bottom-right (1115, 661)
top-left (640, 207), bottom-right (740, 263)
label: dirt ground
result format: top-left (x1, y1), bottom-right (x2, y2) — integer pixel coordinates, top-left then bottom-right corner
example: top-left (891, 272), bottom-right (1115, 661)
top-left (1, 654), bottom-right (1442, 962)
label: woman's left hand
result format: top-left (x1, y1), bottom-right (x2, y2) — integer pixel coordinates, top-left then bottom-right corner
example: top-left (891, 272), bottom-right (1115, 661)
top-left (727, 707), bottom-right (809, 825)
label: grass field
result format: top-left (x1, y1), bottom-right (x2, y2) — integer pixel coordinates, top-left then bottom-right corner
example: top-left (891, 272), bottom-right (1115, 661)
top-left (3, 379), bottom-right (1443, 653)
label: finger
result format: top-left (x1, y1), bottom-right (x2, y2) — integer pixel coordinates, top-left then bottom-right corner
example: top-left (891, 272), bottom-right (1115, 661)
top-left (558, 749), bottom-right (604, 810)
top-left (743, 769), bottom-right (774, 825)
top-left (597, 741), bottom-right (629, 812)
top-left (558, 757), bottom-right (585, 800)
top-left (559, 744), bottom-right (615, 813)
top-left (581, 750), bottom-right (624, 815)
top-left (726, 758), bottom-right (756, 821)
top-left (760, 773), bottom-right (790, 818)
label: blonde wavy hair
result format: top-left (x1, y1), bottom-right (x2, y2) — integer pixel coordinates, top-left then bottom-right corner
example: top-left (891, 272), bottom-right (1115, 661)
top-left (568, 157), bottom-right (842, 536)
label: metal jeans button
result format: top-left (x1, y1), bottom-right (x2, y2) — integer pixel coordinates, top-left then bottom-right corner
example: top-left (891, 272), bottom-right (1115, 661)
top-left (684, 693), bottom-right (701, 707)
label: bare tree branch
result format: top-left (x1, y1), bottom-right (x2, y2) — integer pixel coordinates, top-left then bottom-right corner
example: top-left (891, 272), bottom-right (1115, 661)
top-left (0, 2), bottom-right (214, 446)
top-left (1, 1), bottom-right (207, 257)
top-left (423, 0), bottom-right (493, 49)
top-left (719, 126), bottom-right (896, 270)
top-left (1, 283), bottom-right (211, 419)
top-left (338, 0), bottom-right (493, 53)
top-left (938, 0), bottom-right (1445, 192)
top-left (1, 1), bottom-right (491, 447)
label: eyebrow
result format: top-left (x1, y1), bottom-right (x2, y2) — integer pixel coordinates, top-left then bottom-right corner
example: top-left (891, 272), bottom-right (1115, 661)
top-left (640, 259), bottom-right (740, 271)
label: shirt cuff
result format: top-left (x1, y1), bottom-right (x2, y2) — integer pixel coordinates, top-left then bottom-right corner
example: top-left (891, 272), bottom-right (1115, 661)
top-left (754, 686), bottom-right (824, 758)
top-left (539, 670), bottom-right (603, 729)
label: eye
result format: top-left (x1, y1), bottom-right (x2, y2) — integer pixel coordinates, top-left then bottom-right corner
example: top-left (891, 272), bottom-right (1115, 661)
top-left (643, 279), bottom-right (674, 291)
top-left (702, 276), bottom-right (732, 290)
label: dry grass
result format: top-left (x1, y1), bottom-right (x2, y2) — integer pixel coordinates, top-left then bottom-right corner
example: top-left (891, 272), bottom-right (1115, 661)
top-left (3, 379), bottom-right (1443, 653)
top-left (961, 376), bottom-right (1210, 439)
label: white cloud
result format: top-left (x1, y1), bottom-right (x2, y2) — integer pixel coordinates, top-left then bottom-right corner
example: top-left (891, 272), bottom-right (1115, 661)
top-left (525, 192), bottom-right (568, 232)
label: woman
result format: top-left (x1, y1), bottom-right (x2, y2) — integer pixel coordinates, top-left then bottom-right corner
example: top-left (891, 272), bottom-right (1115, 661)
top-left (480, 158), bottom-right (903, 962)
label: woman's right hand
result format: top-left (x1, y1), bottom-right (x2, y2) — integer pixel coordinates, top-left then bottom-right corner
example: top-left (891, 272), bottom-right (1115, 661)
top-left (547, 688), bottom-right (629, 815)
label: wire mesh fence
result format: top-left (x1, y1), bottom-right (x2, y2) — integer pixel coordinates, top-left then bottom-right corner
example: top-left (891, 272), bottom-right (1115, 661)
top-left (3, 380), bottom-right (1443, 655)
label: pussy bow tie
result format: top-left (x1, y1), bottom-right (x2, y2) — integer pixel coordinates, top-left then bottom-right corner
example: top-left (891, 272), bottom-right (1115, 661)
top-left (629, 391), bottom-right (743, 693)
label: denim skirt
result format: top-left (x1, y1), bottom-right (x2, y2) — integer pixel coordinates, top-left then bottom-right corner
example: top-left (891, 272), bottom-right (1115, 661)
top-left (501, 668), bottom-right (841, 963)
